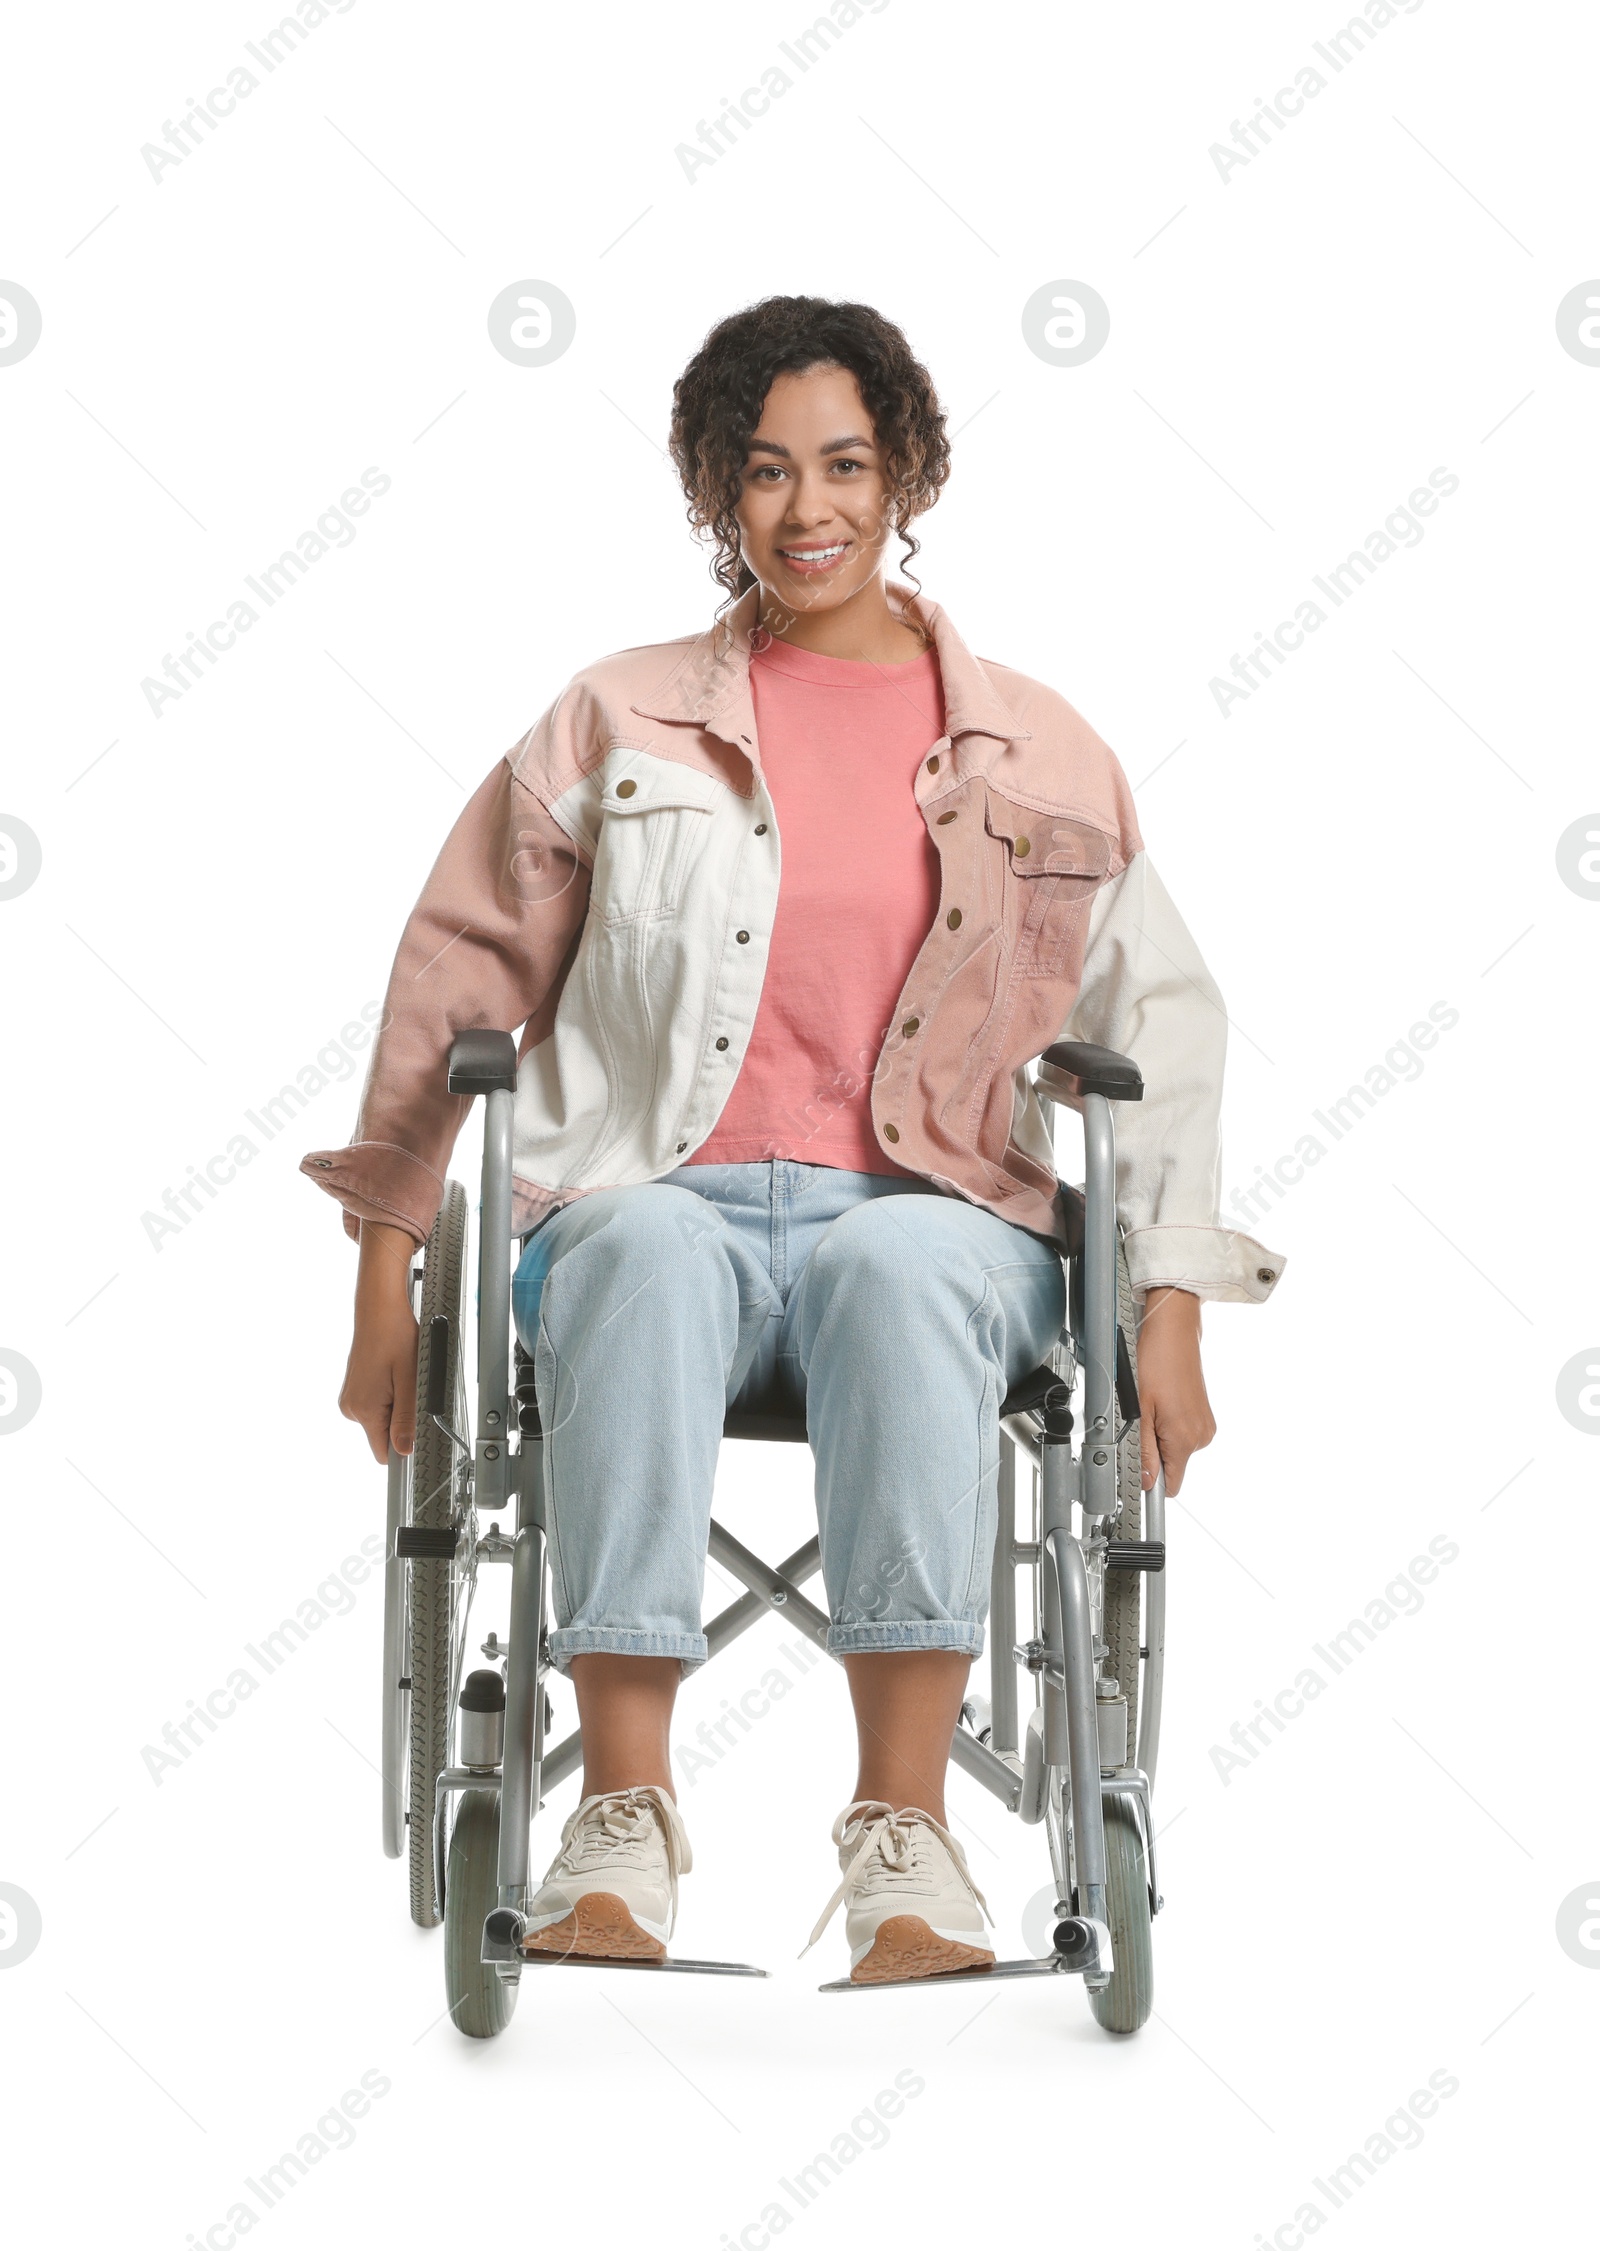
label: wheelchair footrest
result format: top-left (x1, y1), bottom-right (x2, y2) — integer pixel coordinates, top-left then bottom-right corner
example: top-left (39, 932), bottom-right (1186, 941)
top-left (819, 1913), bottom-right (1112, 1990)
top-left (518, 1951), bottom-right (770, 1978)
top-left (1104, 1539), bottom-right (1165, 1572)
top-left (484, 1905), bottom-right (767, 1976)
top-left (818, 1956), bottom-right (1078, 1992)
top-left (395, 1526), bottom-right (460, 1560)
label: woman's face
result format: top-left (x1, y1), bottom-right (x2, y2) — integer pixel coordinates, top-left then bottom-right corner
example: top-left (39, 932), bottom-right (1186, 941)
top-left (733, 363), bottom-right (900, 616)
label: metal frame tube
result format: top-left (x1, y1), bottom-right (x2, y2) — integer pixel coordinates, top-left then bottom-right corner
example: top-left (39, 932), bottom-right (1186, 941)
top-left (999, 1414), bottom-right (1042, 1469)
top-left (988, 1435), bottom-right (1019, 1757)
top-left (475, 1086), bottom-right (515, 1517)
top-left (1135, 1467), bottom-right (1166, 1789)
top-left (1046, 1525), bottom-right (1108, 1923)
top-left (949, 1720), bottom-right (1024, 1810)
top-left (495, 1522), bottom-right (544, 1907)
top-left (706, 1519), bottom-right (831, 1649)
top-left (1080, 1092), bottom-right (1119, 1523)
top-left (1039, 1418), bottom-right (1074, 1768)
top-left (705, 1538), bottom-right (821, 1658)
top-left (703, 1517), bottom-right (1021, 1810)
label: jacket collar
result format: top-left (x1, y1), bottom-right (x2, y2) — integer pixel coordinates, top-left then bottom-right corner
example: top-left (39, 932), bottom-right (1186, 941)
top-left (629, 582), bottom-right (1030, 768)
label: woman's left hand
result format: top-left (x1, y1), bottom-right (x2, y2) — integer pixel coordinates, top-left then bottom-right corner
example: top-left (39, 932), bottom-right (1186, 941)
top-left (1135, 1286), bottom-right (1216, 1495)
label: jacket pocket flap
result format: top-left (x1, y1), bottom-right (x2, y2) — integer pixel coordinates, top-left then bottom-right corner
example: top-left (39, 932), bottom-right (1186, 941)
top-left (984, 794), bottom-right (1111, 878)
top-left (601, 758), bottom-right (723, 815)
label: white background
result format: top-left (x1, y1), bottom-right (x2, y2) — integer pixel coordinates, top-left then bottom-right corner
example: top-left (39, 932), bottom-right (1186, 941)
top-left (2, 0), bottom-right (1596, 2243)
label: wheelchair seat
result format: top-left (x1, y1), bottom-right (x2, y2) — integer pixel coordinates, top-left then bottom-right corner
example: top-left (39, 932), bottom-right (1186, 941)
top-left (722, 1362), bottom-right (1068, 1444)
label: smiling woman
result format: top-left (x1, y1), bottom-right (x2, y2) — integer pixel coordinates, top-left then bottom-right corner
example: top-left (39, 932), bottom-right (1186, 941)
top-left (310, 292), bottom-right (1281, 1986)
top-left (669, 296), bottom-right (949, 640)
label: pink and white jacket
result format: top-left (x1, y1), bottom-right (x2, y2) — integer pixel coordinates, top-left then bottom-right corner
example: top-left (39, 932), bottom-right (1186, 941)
top-left (303, 585), bottom-right (1283, 1304)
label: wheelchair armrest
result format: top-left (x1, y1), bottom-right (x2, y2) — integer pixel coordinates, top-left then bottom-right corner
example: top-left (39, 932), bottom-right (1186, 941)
top-left (447, 1030), bottom-right (519, 1097)
top-left (1036, 1040), bottom-right (1143, 1103)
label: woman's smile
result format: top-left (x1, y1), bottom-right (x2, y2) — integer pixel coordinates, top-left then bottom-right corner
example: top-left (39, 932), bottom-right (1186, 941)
top-left (774, 538), bottom-right (853, 575)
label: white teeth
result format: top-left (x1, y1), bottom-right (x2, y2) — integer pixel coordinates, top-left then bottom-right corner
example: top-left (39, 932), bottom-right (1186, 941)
top-left (782, 543), bottom-right (846, 561)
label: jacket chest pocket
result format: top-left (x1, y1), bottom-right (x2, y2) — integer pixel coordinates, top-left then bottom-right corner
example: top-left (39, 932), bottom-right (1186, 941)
top-left (984, 791), bottom-right (1110, 977)
top-left (592, 760), bottom-right (722, 922)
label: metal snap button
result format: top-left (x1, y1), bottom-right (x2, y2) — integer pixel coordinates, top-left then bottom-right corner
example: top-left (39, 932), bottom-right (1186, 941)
top-left (882, 1123), bottom-right (900, 1143)
top-left (677, 1142), bottom-right (687, 1153)
top-left (736, 929), bottom-right (750, 943)
top-left (615, 778), bottom-right (637, 798)
top-left (902, 1018), bottom-right (919, 1037)
top-left (926, 754), bottom-right (940, 773)
top-left (311, 1158), bottom-right (333, 1168)
top-left (754, 823), bottom-right (767, 835)
top-left (1256, 1267), bottom-right (1275, 1284)
top-left (947, 908), bottom-right (962, 930)
top-left (1013, 834), bottom-right (1031, 858)
top-left (715, 1037), bottom-right (729, 1051)
top-left (937, 810), bottom-right (957, 825)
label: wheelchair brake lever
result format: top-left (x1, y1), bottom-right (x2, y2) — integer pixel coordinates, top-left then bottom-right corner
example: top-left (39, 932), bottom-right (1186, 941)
top-left (430, 1410), bottom-right (472, 1456)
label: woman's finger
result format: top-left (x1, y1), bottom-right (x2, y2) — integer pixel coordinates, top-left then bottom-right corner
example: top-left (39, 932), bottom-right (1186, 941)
top-left (361, 1396), bottom-right (392, 1467)
top-left (1160, 1416), bottom-right (1189, 1496)
top-left (389, 1358), bottom-right (416, 1459)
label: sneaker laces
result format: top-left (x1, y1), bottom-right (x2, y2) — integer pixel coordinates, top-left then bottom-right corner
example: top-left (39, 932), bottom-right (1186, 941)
top-left (551, 1786), bottom-right (692, 1882)
top-left (803, 1800), bottom-right (991, 1953)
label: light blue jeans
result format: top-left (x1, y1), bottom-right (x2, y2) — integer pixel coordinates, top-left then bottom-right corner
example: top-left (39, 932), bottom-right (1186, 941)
top-left (511, 1161), bottom-right (1066, 1674)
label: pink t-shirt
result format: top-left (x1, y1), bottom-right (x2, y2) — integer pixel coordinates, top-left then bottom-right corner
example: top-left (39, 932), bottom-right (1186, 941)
top-left (686, 634), bottom-right (944, 1177)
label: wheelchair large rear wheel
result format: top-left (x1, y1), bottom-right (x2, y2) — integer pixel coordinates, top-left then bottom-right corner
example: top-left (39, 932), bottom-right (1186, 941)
top-left (407, 1179), bottom-right (469, 1927)
top-left (1087, 1796), bottom-right (1153, 2034)
top-left (444, 1790), bottom-right (518, 2039)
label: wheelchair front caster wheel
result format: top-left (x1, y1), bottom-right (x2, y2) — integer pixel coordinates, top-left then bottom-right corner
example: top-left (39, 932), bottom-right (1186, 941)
top-left (443, 1790), bottom-right (518, 2040)
top-left (1087, 1797), bottom-right (1153, 2034)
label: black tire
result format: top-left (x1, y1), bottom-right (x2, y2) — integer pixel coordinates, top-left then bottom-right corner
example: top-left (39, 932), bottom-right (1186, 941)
top-left (444, 1791), bottom-right (518, 2040)
top-left (1101, 1234), bottom-right (1143, 1761)
top-left (1088, 1796), bottom-right (1154, 2034)
top-left (407, 1179), bottom-right (469, 1928)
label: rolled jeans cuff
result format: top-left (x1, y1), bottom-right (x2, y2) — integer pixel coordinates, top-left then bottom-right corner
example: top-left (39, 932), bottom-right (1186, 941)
top-left (825, 1621), bottom-right (985, 1659)
top-left (546, 1627), bottom-right (710, 1678)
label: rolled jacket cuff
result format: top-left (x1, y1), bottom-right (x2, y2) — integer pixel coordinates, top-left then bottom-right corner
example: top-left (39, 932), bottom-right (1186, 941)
top-left (1122, 1223), bottom-right (1285, 1304)
top-left (300, 1140), bottom-right (446, 1245)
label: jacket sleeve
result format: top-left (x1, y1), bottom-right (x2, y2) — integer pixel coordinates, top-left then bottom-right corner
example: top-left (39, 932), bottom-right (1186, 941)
top-left (301, 733), bottom-right (592, 1245)
top-left (1060, 851), bottom-right (1284, 1304)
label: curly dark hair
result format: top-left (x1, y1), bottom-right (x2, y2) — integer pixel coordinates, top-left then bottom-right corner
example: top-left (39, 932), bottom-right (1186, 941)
top-left (668, 296), bottom-right (951, 604)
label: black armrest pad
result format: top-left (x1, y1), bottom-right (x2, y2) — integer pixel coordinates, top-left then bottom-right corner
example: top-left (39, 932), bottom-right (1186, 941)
top-left (1037, 1040), bottom-right (1144, 1102)
top-left (447, 1030), bottom-right (519, 1097)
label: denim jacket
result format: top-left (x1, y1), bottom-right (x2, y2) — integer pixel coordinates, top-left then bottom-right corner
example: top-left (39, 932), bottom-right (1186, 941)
top-left (303, 585), bottom-right (1282, 1304)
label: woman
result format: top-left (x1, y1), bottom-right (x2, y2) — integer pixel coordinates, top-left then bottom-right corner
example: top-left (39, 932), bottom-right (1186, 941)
top-left (308, 296), bottom-right (1281, 1984)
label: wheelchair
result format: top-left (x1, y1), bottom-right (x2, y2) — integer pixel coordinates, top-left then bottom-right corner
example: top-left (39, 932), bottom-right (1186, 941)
top-left (379, 1031), bottom-right (1166, 2039)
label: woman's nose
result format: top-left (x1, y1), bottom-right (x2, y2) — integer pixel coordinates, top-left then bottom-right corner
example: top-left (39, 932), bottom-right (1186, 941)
top-left (785, 473), bottom-right (839, 526)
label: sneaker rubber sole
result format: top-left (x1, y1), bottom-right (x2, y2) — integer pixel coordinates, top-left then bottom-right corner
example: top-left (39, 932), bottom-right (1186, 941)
top-left (849, 1914), bottom-right (996, 1984)
top-left (521, 1891), bottom-right (667, 1962)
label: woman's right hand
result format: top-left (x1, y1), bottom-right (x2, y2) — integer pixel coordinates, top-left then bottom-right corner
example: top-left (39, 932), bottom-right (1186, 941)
top-left (340, 1220), bottom-right (421, 1464)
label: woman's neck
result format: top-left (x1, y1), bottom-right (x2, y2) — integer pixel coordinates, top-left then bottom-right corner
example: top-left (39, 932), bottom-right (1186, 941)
top-left (757, 574), bottom-right (928, 665)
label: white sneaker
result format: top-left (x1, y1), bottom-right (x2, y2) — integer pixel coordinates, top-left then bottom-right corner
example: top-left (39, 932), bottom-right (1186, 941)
top-left (807, 1800), bottom-right (995, 1983)
top-left (522, 1786), bottom-right (692, 1961)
